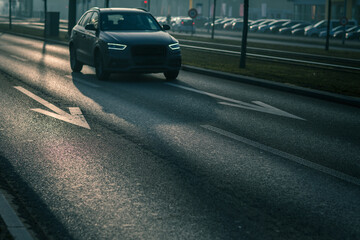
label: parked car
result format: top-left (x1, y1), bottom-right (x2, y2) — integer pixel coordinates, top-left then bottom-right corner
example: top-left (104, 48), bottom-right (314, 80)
top-left (194, 16), bottom-right (209, 28)
top-left (214, 18), bottom-right (235, 30)
top-left (258, 19), bottom-right (289, 33)
top-left (304, 19), bottom-right (358, 37)
top-left (172, 17), bottom-right (196, 33)
top-left (333, 25), bottom-right (360, 39)
top-left (270, 20), bottom-right (303, 34)
top-left (292, 23), bottom-right (311, 36)
top-left (223, 19), bottom-right (241, 30)
top-left (231, 20), bottom-right (244, 31)
top-left (232, 20), bottom-right (253, 31)
top-left (346, 27), bottom-right (360, 40)
top-left (203, 17), bottom-right (221, 29)
top-left (249, 19), bottom-right (274, 32)
top-left (279, 22), bottom-right (310, 35)
top-left (318, 25), bottom-right (355, 38)
top-left (156, 16), bottom-right (167, 25)
top-left (249, 19), bottom-right (267, 26)
top-left (69, 8), bottom-right (181, 81)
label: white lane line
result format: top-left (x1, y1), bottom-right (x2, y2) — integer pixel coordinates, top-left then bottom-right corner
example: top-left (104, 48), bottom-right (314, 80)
top-left (10, 54), bottom-right (27, 62)
top-left (165, 82), bottom-right (245, 104)
top-left (0, 190), bottom-right (34, 240)
top-left (165, 82), bottom-right (304, 120)
top-left (66, 75), bottom-right (100, 88)
top-left (201, 125), bottom-right (360, 186)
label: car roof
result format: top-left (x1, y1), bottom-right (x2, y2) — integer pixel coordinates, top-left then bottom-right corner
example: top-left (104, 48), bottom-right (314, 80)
top-left (92, 7), bottom-right (148, 14)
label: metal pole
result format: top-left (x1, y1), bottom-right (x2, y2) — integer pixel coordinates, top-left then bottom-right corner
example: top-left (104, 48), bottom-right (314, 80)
top-left (240, 0), bottom-right (249, 68)
top-left (44, 0), bottom-right (47, 38)
top-left (325, 0), bottom-right (331, 51)
top-left (68, 0), bottom-right (76, 37)
top-left (342, 0), bottom-right (347, 45)
top-left (9, 0), bottom-right (12, 30)
top-left (207, 0), bottom-right (210, 33)
top-left (211, 0), bottom-right (216, 39)
top-left (105, 0), bottom-right (109, 8)
top-left (148, 0), bottom-right (151, 11)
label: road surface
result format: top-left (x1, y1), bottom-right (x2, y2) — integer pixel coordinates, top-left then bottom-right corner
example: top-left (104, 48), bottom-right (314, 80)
top-left (0, 33), bottom-right (359, 240)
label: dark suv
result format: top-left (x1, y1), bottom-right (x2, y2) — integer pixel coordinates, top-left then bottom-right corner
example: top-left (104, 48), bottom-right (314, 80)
top-left (69, 8), bottom-right (181, 80)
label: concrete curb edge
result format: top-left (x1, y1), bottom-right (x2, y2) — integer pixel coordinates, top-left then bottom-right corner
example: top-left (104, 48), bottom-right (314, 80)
top-left (182, 65), bottom-right (360, 108)
top-left (0, 189), bottom-right (34, 240)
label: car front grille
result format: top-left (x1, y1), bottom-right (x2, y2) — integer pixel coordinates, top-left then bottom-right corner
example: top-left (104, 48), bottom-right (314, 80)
top-left (131, 45), bottom-right (167, 57)
top-left (131, 45), bottom-right (167, 66)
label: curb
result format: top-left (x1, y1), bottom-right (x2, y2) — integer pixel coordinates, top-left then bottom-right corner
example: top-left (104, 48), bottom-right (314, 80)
top-left (182, 65), bottom-right (360, 108)
top-left (0, 190), bottom-right (34, 240)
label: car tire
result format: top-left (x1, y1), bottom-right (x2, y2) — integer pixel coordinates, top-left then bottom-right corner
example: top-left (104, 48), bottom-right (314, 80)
top-left (164, 70), bottom-right (179, 81)
top-left (95, 52), bottom-right (110, 81)
top-left (70, 46), bottom-right (83, 72)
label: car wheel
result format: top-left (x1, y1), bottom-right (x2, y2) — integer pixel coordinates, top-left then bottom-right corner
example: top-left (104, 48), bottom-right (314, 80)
top-left (95, 52), bottom-right (110, 81)
top-left (70, 46), bottom-right (83, 72)
top-left (164, 70), bottom-right (179, 81)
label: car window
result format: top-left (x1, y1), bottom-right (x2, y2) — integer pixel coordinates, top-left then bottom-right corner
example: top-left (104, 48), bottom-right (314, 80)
top-left (314, 20), bottom-right (325, 28)
top-left (89, 12), bottom-right (99, 29)
top-left (101, 13), bottom-right (161, 31)
top-left (79, 12), bottom-right (93, 27)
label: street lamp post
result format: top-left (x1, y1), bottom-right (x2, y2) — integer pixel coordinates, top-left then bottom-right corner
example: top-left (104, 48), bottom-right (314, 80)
top-left (240, 0), bottom-right (249, 68)
top-left (211, 0), bottom-right (216, 39)
top-left (44, 0), bottom-right (47, 38)
top-left (9, 0), bottom-right (12, 30)
top-left (325, 0), bottom-right (331, 51)
top-left (68, 0), bottom-right (76, 37)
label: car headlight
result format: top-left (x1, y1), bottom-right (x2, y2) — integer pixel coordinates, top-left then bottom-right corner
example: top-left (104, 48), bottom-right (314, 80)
top-left (169, 43), bottom-right (180, 51)
top-left (107, 43), bottom-right (127, 51)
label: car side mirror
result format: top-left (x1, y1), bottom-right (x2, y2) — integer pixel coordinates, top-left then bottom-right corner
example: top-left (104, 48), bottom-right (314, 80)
top-left (85, 24), bottom-right (97, 31)
top-left (162, 24), bottom-right (171, 31)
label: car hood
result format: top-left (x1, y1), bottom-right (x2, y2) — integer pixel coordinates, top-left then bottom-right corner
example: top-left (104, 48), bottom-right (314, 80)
top-left (101, 31), bottom-right (176, 45)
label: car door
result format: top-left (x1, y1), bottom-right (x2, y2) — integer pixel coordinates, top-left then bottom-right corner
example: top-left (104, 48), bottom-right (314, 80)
top-left (75, 12), bottom-right (93, 63)
top-left (82, 11), bottom-right (99, 66)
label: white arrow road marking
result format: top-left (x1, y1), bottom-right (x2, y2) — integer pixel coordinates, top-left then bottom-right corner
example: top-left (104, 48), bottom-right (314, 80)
top-left (165, 83), bottom-right (305, 120)
top-left (10, 55), bottom-right (28, 62)
top-left (14, 86), bottom-right (90, 129)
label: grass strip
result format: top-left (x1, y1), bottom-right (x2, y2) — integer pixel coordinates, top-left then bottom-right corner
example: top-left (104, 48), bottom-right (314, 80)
top-left (182, 49), bottom-right (360, 97)
top-left (173, 33), bottom-right (360, 60)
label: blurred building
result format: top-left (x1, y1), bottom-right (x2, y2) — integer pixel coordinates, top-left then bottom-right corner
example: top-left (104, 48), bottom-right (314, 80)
top-left (291, 0), bottom-right (325, 22)
top-left (1, 0), bottom-right (359, 23)
top-left (329, 0), bottom-right (359, 22)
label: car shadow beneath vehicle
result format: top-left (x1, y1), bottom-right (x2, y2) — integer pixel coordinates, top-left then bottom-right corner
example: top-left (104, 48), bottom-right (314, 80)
top-left (108, 72), bottom-right (167, 83)
top-left (71, 71), bottom-right (167, 84)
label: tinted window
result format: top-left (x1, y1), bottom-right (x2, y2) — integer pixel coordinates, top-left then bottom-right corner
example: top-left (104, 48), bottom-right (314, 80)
top-left (79, 12), bottom-right (93, 27)
top-left (100, 13), bottom-right (161, 31)
top-left (89, 12), bottom-right (99, 29)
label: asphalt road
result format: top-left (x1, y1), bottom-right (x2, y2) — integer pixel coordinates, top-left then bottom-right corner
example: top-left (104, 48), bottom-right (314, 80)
top-left (0, 33), bottom-right (359, 240)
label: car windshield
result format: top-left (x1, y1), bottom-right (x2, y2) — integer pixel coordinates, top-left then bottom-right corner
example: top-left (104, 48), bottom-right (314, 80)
top-left (313, 20), bottom-right (325, 28)
top-left (101, 12), bottom-right (162, 31)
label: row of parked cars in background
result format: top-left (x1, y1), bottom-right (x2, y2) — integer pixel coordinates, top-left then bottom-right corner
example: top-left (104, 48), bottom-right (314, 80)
top-left (156, 16), bottom-right (360, 40)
